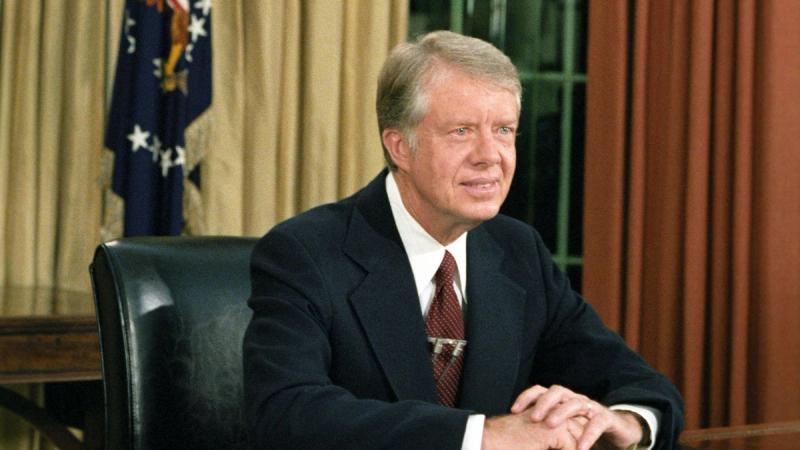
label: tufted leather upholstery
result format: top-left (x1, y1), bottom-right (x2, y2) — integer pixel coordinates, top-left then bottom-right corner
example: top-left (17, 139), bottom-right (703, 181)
top-left (90, 236), bottom-right (257, 450)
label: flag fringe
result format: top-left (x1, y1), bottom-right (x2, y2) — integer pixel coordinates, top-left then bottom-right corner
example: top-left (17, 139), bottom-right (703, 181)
top-left (182, 108), bottom-right (213, 235)
top-left (100, 149), bottom-right (125, 242)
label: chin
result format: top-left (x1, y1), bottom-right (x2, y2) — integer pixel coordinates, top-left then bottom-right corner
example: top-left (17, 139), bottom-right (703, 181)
top-left (463, 204), bottom-right (502, 223)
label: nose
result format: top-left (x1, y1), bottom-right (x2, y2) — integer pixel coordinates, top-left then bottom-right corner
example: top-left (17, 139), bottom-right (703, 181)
top-left (469, 130), bottom-right (503, 166)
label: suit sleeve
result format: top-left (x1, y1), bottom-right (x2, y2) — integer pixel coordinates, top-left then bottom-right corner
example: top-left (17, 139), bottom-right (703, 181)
top-left (243, 228), bottom-right (470, 450)
top-left (524, 229), bottom-right (684, 450)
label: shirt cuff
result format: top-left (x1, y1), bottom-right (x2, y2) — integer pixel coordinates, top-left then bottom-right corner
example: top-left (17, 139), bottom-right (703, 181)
top-left (609, 404), bottom-right (660, 450)
top-left (461, 414), bottom-right (486, 450)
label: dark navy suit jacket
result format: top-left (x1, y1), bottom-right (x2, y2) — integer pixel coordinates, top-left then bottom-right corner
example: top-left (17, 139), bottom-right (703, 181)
top-left (243, 171), bottom-right (683, 449)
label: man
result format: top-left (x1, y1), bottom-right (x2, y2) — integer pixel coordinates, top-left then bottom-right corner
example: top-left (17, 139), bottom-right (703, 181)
top-left (244, 31), bottom-right (683, 449)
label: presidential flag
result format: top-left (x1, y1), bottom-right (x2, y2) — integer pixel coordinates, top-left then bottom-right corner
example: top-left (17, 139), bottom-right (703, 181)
top-left (105, 0), bottom-right (212, 236)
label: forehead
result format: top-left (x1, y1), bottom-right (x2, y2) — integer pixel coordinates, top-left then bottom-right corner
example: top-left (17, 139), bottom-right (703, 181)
top-left (422, 67), bottom-right (520, 120)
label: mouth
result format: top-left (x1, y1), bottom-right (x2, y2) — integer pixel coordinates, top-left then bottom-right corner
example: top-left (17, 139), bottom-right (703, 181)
top-left (460, 178), bottom-right (501, 195)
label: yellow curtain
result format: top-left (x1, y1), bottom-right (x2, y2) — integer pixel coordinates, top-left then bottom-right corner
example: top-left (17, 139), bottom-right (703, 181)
top-left (207, 0), bottom-right (408, 236)
top-left (1, 0), bottom-right (407, 447)
top-left (0, 1), bottom-right (111, 298)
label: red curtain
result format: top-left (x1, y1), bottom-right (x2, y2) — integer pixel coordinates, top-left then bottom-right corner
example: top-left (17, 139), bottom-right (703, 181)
top-left (584, 0), bottom-right (800, 430)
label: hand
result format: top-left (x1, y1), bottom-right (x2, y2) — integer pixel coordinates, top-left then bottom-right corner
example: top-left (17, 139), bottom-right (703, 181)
top-left (482, 412), bottom-right (585, 450)
top-left (510, 385), bottom-right (643, 450)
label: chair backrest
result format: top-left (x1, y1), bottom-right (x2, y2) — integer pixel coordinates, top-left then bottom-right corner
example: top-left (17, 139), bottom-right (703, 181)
top-left (90, 236), bottom-right (257, 450)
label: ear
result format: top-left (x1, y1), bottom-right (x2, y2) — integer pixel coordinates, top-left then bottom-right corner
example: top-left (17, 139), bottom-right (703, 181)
top-left (382, 128), bottom-right (413, 171)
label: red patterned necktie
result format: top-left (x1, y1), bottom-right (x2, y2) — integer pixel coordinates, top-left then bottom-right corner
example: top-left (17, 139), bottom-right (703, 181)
top-left (425, 250), bottom-right (465, 407)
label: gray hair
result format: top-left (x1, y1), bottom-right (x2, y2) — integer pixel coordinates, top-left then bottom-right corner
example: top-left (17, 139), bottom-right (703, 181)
top-left (376, 30), bottom-right (522, 169)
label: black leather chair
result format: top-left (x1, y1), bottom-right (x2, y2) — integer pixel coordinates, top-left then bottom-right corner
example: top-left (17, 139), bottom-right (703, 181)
top-left (89, 236), bottom-right (257, 450)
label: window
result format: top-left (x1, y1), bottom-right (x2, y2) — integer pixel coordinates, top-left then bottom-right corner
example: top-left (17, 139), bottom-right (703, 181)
top-left (410, 0), bottom-right (588, 291)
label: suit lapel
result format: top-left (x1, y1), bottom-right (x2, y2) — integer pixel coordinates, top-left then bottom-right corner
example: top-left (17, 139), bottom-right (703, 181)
top-left (458, 226), bottom-right (526, 414)
top-left (344, 173), bottom-right (438, 403)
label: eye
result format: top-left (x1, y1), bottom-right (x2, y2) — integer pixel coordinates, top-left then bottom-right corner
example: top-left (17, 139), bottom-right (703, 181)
top-left (454, 127), bottom-right (468, 136)
top-left (498, 126), bottom-right (514, 135)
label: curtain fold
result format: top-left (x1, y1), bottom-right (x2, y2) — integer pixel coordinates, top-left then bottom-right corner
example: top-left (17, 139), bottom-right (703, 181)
top-left (585, 0), bottom-right (800, 430)
top-left (0, 0), bottom-right (108, 302)
top-left (208, 0), bottom-right (408, 236)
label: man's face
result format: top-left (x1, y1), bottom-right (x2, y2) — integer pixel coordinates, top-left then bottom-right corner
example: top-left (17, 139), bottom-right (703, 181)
top-left (393, 67), bottom-right (518, 243)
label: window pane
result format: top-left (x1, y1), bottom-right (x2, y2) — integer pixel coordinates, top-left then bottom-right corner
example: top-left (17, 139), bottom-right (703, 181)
top-left (502, 79), bottom-right (562, 253)
top-left (574, 0), bottom-right (588, 74)
top-left (461, 0), bottom-right (494, 42)
top-left (568, 83), bottom-right (585, 255)
top-left (408, 0), bottom-right (450, 38)
top-left (538, 0), bottom-right (565, 72)
top-left (567, 264), bottom-right (583, 294)
top-left (505, 0), bottom-right (541, 73)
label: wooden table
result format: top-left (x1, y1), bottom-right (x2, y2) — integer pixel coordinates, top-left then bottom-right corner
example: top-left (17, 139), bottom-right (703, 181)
top-left (0, 286), bottom-right (102, 450)
top-left (680, 420), bottom-right (800, 449)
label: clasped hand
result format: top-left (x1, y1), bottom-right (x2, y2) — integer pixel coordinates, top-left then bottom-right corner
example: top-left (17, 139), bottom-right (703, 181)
top-left (482, 385), bottom-right (643, 450)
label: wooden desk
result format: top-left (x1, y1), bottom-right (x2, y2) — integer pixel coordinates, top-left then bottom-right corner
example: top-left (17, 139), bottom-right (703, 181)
top-left (680, 420), bottom-right (800, 449)
top-left (0, 286), bottom-right (101, 450)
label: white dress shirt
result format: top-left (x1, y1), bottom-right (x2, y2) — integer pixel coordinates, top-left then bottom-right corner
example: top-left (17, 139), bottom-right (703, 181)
top-left (385, 173), bottom-right (658, 449)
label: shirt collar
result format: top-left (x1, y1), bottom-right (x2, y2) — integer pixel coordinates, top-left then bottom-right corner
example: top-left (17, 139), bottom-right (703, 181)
top-left (385, 172), bottom-right (468, 298)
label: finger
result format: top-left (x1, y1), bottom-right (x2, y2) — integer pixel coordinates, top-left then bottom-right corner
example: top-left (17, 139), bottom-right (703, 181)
top-left (572, 415), bottom-right (589, 427)
top-left (566, 418), bottom-right (583, 442)
top-left (528, 385), bottom-right (571, 422)
top-left (545, 397), bottom-right (593, 427)
top-left (510, 384), bottom-right (547, 413)
top-left (577, 413), bottom-right (612, 450)
top-left (566, 416), bottom-right (589, 441)
top-left (600, 411), bottom-right (646, 448)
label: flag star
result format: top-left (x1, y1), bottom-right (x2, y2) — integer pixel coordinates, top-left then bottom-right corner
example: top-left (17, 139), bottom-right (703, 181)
top-left (196, 0), bottom-right (212, 16)
top-left (185, 43), bottom-right (194, 62)
top-left (160, 148), bottom-right (173, 177)
top-left (123, 10), bottom-right (137, 54)
top-left (149, 135), bottom-right (163, 163)
top-left (153, 58), bottom-right (163, 78)
top-left (188, 14), bottom-right (207, 42)
top-left (124, 11), bottom-right (135, 34)
top-left (127, 124), bottom-right (150, 151)
top-left (174, 145), bottom-right (186, 167)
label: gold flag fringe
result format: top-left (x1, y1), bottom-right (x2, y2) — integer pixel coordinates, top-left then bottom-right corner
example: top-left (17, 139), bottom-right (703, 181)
top-left (182, 108), bottom-right (212, 236)
top-left (100, 149), bottom-right (124, 242)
